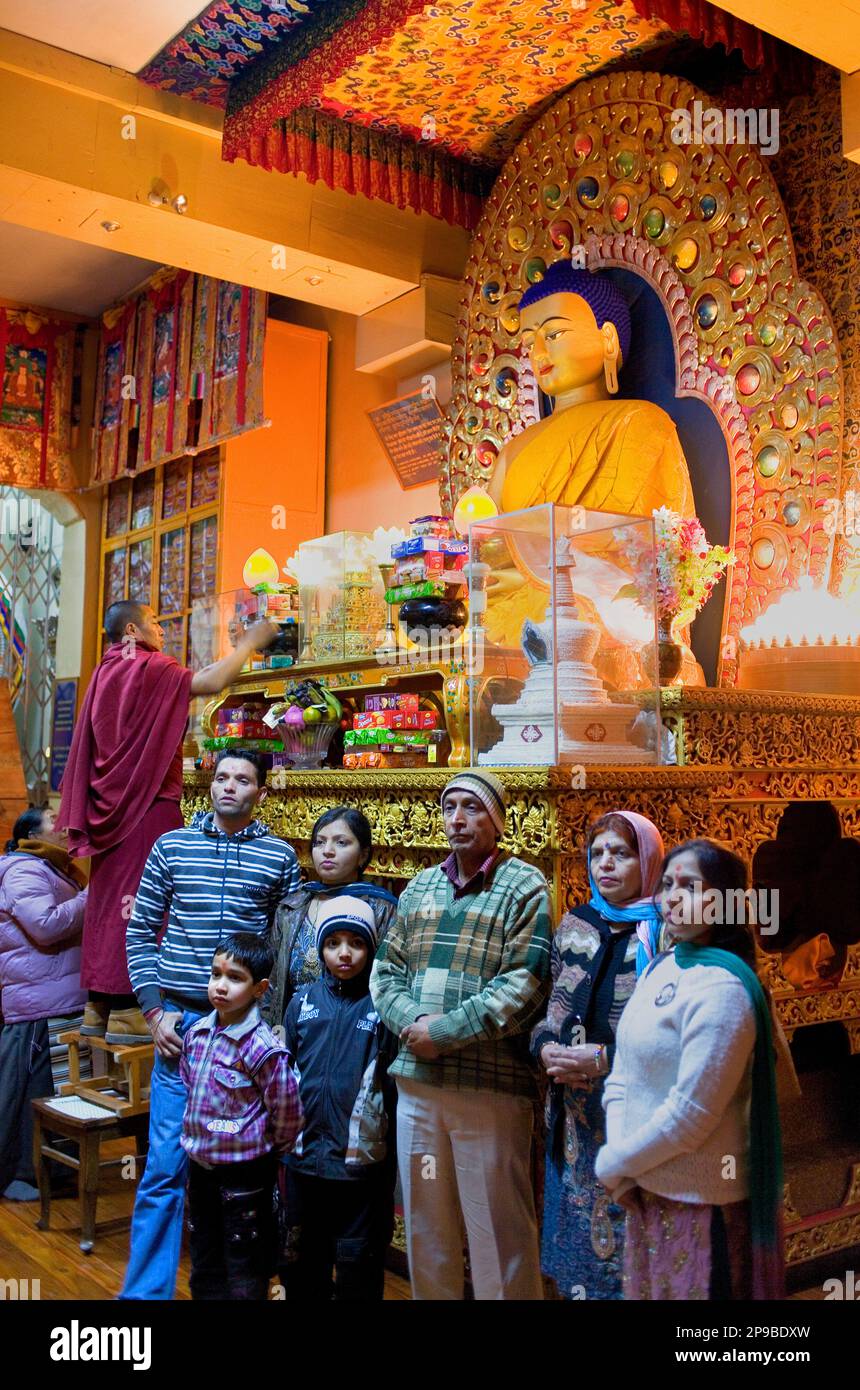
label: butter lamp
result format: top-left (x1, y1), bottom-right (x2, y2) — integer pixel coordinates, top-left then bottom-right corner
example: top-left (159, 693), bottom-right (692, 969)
top-left (453, 486), bottom-right (498, 536)
top-left (242, 548), bottom-right (280, 588)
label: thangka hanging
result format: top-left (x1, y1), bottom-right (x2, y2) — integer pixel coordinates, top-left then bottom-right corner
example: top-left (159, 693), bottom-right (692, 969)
top-left (135, 268), bottom-right (195, 472)
top-left (91, 298), bottom-right (138, 484)
top-left (90, 271), bottom-right (267, 484)
top-left (0, 309), bottom-right (77, 490)
top-left (191, 276), bottom-right (266, 453)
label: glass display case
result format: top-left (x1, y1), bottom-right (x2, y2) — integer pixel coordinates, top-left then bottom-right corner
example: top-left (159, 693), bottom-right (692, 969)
top-left (467, 504), bottom-right (664, 767)
top-left (189, 586), bottom-right (299, 671)
top-left (297, 531), bottom-right (387, 663)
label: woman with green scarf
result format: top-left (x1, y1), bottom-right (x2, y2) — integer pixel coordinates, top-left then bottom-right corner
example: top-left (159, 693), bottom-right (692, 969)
top-left (266, 806), bottom-right (398, 1028)
top-left (595, 838), bottom-right (784, 1300)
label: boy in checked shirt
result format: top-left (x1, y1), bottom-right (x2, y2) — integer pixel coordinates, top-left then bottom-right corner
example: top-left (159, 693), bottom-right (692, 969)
top-left (180, 933), bottom-right (302, 1299)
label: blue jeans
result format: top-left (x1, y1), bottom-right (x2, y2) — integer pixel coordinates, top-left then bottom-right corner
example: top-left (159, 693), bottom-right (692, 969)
top-left (120, 1007), bottom-right (203, 1300)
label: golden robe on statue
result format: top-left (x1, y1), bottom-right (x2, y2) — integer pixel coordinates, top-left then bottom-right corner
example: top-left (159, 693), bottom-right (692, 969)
top-left (500, 398), bottom-right (695, 520)
top-left (487, 398), bottom-right (696, 649)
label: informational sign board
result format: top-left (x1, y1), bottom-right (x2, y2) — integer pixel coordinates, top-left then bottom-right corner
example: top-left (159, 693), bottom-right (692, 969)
top-left (367, 389), bottom-right (444, 490)
top-left (49, 679), bottom-right (78, 793)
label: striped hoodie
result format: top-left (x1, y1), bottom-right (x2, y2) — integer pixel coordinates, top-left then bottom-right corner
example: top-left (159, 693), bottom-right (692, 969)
top-left (126, 811), bottom-right (300, 1014)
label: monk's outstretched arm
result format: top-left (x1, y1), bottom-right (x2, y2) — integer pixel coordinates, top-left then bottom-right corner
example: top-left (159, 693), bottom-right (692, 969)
top-left (189, 620), bottom-right (278, 697)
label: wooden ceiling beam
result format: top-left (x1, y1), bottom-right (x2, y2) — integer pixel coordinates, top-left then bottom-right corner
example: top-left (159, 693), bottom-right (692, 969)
top-left (0, 29), bottom-right (470, 314)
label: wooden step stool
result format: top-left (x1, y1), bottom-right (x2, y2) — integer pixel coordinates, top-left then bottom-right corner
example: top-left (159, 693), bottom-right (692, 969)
top-left (31, 1097), bottom-right (150, 1253)
top-left (58, 1030), bottom-right (154, 1116)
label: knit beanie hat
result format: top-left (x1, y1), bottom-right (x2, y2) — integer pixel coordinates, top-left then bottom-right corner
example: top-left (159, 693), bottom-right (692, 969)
top-left (441, 770), bottom-right (507, 837)
top-left (315, 894), bottom-right (379, 958)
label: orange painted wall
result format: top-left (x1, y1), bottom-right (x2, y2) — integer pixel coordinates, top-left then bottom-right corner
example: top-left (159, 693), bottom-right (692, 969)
top-left (269, 299), bottom-right (440, 534)
top-left (221, 318), bottom-right (328, 589)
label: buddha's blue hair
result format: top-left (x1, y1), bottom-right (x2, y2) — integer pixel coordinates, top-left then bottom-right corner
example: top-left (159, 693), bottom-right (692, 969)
top-left (519, 262), bottom-right (632, 364)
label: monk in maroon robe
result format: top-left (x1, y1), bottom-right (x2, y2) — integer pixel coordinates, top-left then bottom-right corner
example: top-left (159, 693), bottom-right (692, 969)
top-left (58, 601), bottom-right (275, 1030)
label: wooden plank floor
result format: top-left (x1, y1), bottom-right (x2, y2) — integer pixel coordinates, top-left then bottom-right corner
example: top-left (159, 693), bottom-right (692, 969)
top-left (2, 1139), bottom-right (828, 1303)
top-left (0, 1138), bottom-right (411, 1300)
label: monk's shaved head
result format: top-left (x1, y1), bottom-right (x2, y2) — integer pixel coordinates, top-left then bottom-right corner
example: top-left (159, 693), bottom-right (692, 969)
top-left (104, 601), bottom-right (147, 643)
top-left (104, 602), bottom-right (165, 652)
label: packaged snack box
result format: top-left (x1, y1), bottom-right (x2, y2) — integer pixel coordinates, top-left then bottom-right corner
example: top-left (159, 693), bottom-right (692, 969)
top-left (391, 536), bottom-right (469, 559)
top-left (343, 749), bottom-right (432, 770)
top-left (385, 580), bottom-right (446, 604)
top-left (353, 709), bottom-right (438, 731)
top-left (344, 727), bottom-right (437, 748)
top-left (218, 704), bottom-right (265, 724)
top-left (353, 711), bottom-right (389, 729)
top-left (203, 736), bottom-right (283, 754)
top-left (409, 515), bottom-right (454, 538)
top-left (256, 592), bottom-right (297, 619)
top-left (218, 720), bottom-right (274, 740)
top-left (396, 550), bottom-right (467, 578)
top-left (394, 550), bottom-right (446, 582)
top-left (363, 692), bottom-right (420, 712)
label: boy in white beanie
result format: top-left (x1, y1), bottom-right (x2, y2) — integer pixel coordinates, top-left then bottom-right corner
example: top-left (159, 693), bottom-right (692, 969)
top-left (278, 895), bottom-right (396, 1300)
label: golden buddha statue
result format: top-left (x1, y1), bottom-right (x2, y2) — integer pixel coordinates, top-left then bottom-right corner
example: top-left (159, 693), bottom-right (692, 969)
top-left (489, 261), bottom-right (694, 520)
top-left (483, 263), bottom-right (697, 678)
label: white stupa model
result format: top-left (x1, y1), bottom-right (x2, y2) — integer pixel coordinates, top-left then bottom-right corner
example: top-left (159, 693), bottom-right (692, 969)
top-left (479, 536), bottom-right (655, 766)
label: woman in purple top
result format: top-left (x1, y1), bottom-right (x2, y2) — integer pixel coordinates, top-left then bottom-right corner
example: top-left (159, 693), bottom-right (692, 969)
top-left (0, 807), bottom-right (87, 1199)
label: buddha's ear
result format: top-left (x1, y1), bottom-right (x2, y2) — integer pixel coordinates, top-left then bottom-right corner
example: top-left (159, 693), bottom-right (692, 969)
top-left (600, 320), bottom-right (621, 394)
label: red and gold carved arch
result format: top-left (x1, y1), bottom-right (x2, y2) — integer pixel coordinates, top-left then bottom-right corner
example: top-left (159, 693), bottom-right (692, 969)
top-left (442, 70), bottom-right (844, 687)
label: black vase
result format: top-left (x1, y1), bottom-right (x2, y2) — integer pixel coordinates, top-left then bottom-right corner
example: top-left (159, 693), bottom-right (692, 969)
top-left (399, 596), bottom-right (467, 633)
top-left (268, 623), bottom-right (299, 657)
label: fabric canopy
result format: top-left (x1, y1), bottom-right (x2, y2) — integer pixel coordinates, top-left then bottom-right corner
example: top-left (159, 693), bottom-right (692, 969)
top-left (236, 107), bottom-right (493, 230)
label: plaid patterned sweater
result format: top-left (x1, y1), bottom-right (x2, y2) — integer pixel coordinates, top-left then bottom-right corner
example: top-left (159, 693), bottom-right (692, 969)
top-left (370, 855), bottom-right (552, 1097)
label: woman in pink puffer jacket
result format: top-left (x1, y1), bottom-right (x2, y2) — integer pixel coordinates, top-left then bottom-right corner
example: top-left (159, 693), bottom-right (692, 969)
top-left (0, 806), bottom-right (87, 1200)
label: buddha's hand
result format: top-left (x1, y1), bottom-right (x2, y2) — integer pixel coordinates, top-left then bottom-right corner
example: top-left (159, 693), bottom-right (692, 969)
top-left (485, 567), bottom-right (526, 598)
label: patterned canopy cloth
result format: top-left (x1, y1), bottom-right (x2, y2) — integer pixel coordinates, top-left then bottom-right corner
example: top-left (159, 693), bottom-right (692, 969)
top-left (216, 0), bottom-right (668, 225)
top-left (138, 0), bottom-right (319, 106)
top-left (140, 0), bottom-right (808, 228)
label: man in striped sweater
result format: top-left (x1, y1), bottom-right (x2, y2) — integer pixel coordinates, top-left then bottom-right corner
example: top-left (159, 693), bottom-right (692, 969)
top-left (370, 770), bottom-right (552, 1300)
top-left (120, 749), bottom-right (300, 1301)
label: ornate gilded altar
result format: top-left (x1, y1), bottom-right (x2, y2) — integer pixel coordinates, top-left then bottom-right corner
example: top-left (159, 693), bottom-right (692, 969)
top-left (199, 654), bottom-right (472, 768)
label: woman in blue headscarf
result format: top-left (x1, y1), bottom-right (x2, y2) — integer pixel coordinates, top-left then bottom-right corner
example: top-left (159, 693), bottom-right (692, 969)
top-left (266, 806), bottom-right (398, 1028)
top-left (530, 810), bottom-right (665, 1299)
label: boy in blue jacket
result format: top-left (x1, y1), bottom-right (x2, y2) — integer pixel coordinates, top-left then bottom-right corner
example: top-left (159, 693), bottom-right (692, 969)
top-left (280, 895), bottom-right (396, 1301)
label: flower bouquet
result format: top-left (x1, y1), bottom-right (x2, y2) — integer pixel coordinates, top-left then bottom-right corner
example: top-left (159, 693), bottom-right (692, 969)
top-left (617, 508), bottom-right (734, 682)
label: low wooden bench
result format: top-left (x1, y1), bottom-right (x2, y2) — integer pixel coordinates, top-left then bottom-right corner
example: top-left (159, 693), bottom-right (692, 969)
top-left (31, 1097), bottom-right (149, 1253)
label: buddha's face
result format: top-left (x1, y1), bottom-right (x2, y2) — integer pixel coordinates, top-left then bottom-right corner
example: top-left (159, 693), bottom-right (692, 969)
top-left (520, 291), bottom-right (616, 396)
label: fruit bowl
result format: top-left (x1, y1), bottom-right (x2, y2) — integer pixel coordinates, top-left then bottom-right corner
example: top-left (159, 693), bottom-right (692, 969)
top-left (276, 719), bottom-right (339, 770)
top-left (268, 679), bottom-right (344, 769)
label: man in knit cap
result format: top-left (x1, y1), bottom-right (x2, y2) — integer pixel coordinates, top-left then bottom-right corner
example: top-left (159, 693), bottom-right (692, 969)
top-left (371, 769), bottom-right (552, 1300)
